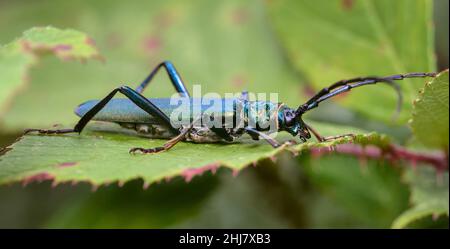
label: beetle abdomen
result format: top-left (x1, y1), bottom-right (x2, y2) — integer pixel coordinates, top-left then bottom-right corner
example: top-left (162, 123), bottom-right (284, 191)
top-left (118, 122), bottom-right (176, 139)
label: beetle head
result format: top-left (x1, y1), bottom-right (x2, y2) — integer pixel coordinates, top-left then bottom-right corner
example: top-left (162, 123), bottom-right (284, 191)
top-left (279, 106), bottom-right (311, 142)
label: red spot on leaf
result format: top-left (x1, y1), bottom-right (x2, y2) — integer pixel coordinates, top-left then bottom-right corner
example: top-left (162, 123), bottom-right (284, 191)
top-left (35, 43), bottom-right (72, 59)
top-left (302, 84), bottom-right (316, 98)
top-left (182, 163), bottom-right (219, 182)
top-left (231, 8), bottom-right (250, 25)
top-left (21, 40), bottom-right (72, 60)
top-left (22, 172), bottom-right (54, 186)
top-left (20, 41), bottom-right (32, 53)
top-left (310, 147), bottom-right (322, 158)
top-left (231, 75), bottom-right (246, 88)
top-left (85, 37), bottom-right (96, 46)
top-left (53, 44), bottom-right (72, 52)
top-left (341, 0), bottom-right (354, 11)
top-left (57, 162), bottom-right (78, 168)
top-left (142, 36), bottom-right (162, 54)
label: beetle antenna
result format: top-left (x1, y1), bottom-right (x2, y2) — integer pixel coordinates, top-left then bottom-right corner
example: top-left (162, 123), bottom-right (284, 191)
top-left (297, 72), bottom-right (437, 119)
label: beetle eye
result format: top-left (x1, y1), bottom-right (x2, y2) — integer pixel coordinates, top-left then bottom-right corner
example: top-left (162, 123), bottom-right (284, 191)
top-left (284, 110), bottom-right (296, 127)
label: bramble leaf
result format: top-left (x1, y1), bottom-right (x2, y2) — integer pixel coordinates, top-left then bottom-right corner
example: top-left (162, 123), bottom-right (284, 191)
top-left (45, 176), bottom-right (220, 228)
top-left (0, 121), bottom-right (386, 186)
top-left (267, 0), bottom-right (436, 124)
top-left (305, 154), bottom-right (409, 228)
top-left (0, 27), bottom-right (102, 119)
top-left (394, 70), bottom-right (449, 228)
top-left (410, 70), bottom-right (449, 149)
top-left (392, 167), bottom-right (449, 228)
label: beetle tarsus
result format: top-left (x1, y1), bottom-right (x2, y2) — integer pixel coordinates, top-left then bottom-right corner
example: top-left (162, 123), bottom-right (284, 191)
top-left (322, 133), bottom-right (356, 142)
top-left (24, 128), bottom-right (75, 135)
top-left (304, 124), bottom-right (355, 143)
top-left (283, 140), bottom-right (298, 146)
top-left (129, 146), bottom-right (166, 154)
top-left (244, 127), bottom-right (282, 148)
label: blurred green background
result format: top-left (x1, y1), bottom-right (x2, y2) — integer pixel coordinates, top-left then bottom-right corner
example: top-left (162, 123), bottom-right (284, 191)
top-left (0, 0), bottom-right (448, 228)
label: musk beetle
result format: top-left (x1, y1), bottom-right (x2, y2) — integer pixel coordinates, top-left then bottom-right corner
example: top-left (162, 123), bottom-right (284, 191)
top-left (25, 61), bottom-right (436, 154)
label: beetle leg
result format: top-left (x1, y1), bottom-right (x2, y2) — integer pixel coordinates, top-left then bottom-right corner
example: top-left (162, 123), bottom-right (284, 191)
top-left (135, 61), bottom-right (190, 97)
top-left (129, 128), bottom-right (187, 154)
top-left (130, 121), bottom-right (196, 154)
top-left (24, 86), bottom-right (179, 136)
top-left (240, 91), bottom-right (249, 101)
top-left (244, 127), bottom-right (282, 148)
top-left (247, 130), bottom-right (260, 141)
top-left (305, 124), bottom-right (325, 142)
top-left (24, 128), bottom-right (75, 135)
top-left (322, 134), bottom-right (356, 141)
top-left (245, 127), bottom-right (296, 148)
top-left (129, 60), bottom-right (239, 143)
top-left (305, 124), bottom-right (355, 142)
top-left (284, 139), bottom-right (298, 145)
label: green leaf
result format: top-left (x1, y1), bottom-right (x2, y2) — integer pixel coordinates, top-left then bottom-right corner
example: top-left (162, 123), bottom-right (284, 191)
top-left (0, 121), bottom-right (387, 186)
top-left (9, 150), bottom-right (405, 228)
top-left (267, 0), bottom-right (436, 123)
top-left (304, 154), bottom-right (409, 228)
top-left (46, 176), bottom-right (219, 228)
top-left (392, 167), bottom-right (449, 228)
top-left (410, 70), bottom-right (449, 149)
top-left (0, 27), bottom-right (102, 119)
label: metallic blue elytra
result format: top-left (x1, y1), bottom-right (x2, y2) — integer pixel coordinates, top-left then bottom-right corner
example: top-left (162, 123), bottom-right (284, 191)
top-left (74, 97), bottom-right (296, 144)
top-left (75, 97), bottom-right (285, 132)
top-left (75, 98), bottom-right (237, 125)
